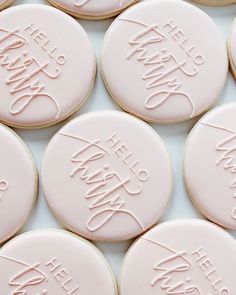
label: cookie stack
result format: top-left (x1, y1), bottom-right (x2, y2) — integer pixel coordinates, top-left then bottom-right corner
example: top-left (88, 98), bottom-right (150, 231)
top-left (0, 0), bottom-right (236, 294)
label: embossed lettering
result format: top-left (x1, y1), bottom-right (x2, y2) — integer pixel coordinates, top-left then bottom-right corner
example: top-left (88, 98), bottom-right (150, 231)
top-left (143, 238), bottom-right (231, 295)
top-left (118, 18), bottom-right (205, 117)
top-left (0, 255), bottom-right (80, 295)
top-left (0, 27), bottom-right (64, 118)
top-left (59, 131), bottom-right (148, 232)
top-left (0, 179), bottom-right (8, 201)
top-left (201, 122), bottom-right (236, 221)
top-left (74, 0), bottom-right (123, 7)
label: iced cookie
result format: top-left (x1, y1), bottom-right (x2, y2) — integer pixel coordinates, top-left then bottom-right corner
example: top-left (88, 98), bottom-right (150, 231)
top-left (101, 0), bottom-right (228, 124)
top-left (228, 18), bottom-right (236, 80)
top-left (120, 219), bottom-right (236, 295)
top-left (48, 0), bottom-right (139, 20)
top-left (42, 111), bottom-right (172, 241)
top-left (184, 103), bottom-right (236, 230)
top-left (0, 123), bottom-right (37, 243)
top-left (191, 0), bottom-right (235, 6)
top-left (0, 5), bottom-right (96, 128)
top-left (0, 0), bottom-right (14, 10)
top-left (0, 230), bottom-right (117, 295)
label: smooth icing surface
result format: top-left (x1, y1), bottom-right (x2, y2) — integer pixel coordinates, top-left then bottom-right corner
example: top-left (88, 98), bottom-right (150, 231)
top-left (185, 103), bottom-right (236, 230)
top-left (42, 111), bottom-right (172, 241)
top-left (48, 0), bottom-right (138, 19)
top-left (120, 219), bottom-right (236, 295)
top-left (0, 123), bottom-right (37, 243)
top-left (0, 4), bottom-right (95, 128)
top-left (0, 230), bottom-right (117, 294)
top-left (101, 0), bottom-right (228, 123)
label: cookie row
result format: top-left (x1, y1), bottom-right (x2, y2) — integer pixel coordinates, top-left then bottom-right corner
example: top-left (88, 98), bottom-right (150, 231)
top-left (2, 103), bottom-right (236, 244)
top-left (0, 220), bottom-right (236, 294)
top-left (1, 0), bottom-right (236, 18)
top-left (0, 1), bottom-right (235, 128)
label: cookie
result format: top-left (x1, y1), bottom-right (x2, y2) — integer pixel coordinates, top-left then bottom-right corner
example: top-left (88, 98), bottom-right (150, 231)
top-left (48, 0), bottom-right (139, 20)
top-left (0, 230), bottom-right (117, 295)
top-left (191, 0), bottom-right (235, 6)
top-left (120, 219), bottom-right (236, 295)
top-left (184, 103), bottom-right (236, 230)
top-left (0, 4), bottom-right (96, 129)
top-left (0, 0), bottom-right (14, 10)
top-left (101, 0), bottom-right (228, 124)
top-left (42, 111), bottom-right (172, 241)
top-left (0, 123), bottom-right (38, 243)
top-left (228, 18), bottom-right (236, 80)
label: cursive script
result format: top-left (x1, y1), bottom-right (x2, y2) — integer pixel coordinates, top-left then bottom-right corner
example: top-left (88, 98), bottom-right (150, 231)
top-left (0, 179), bottom-right (8, 202)
top-left (143, 238), bottom-right (230, 295)
top-left (143, 237), bottom-right (204, 295)
top-left (59, 131), bottom-right (145, 232)
top-left (74, 0), bottom-right (124, 7)
top-left (0, 27), bottom-right (61, 118)
top-left (201, 122), bottom-right (236, 221)
top-left (0, 255), bottom-right (48, 295)
top-left (117, 18), bottom-right (205, 117)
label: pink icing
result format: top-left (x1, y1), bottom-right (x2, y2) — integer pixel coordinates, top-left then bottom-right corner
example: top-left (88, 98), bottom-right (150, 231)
top-left (185, 103), bottom-right (236, 230)
top-left (48, 0), bottom-right (138, 18)
top-left (120, 219), bottom-right (236, 295)
top-left (101, 0), bottom-right (228, 123)
top-left (42, 111), bottom-right (172, 241)
top-left (0, 4), bottom-right (95, 128)
top-left (0, 123), bottom-right (37, 243)
top-left (0, 230), bottom-right (117, 294)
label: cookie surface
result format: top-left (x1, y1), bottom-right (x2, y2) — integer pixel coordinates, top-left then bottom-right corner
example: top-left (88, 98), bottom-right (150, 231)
top-left (0, 230), bottom-right (117, 295)
top-left (185, 103), bottom-right (236, 230)
top-left (101, 0), bottom-right (228, 123)
top-left (48, 0), bottom-right (139, 19)
top-left (191, 0), bottom-right (235, 6)
top-left (120, 219), bottom-right (236, 295)
top-left (0, 4), bottom-right (96, 128)
top-left (0, 123), bottom-right (37, 243)
top-left (42, 111), bottom-right (172, 241)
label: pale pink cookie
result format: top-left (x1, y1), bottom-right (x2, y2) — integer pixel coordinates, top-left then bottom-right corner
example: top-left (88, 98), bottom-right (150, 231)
top-left (0, 0), bottom-right (14, 10)
top-left (0, 123), bottom-right (37, 243)
top-left (48, 0), bottom-right (139, 20)
top-left (0, 5), bottom-right (96, 129)
top-left (185, 103), bottom-right (236, 230)
top-left (120, 219), bottom-right (236, 295)
top-left (0, 230), bottom-right (117, 295)
top-left (191, 0), bottom-right (235, 6)
top-left (101, 0), bottom-right (228, 124)
top-left (42, 111), bottom-right (172, 241)
top-left (228, 18), bottom-right (236, 80)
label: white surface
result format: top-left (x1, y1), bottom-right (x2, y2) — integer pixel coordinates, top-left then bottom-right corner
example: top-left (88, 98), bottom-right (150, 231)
top-left (2, 0), bottom-right (236, 280)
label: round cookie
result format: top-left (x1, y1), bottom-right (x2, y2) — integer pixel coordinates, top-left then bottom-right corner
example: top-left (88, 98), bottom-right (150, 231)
top-left (101, 0), bottom-right (228, 124)
top-left (0, 230), bottom-right (117, 295)
top-left (228, 18), bottom-right (236, 80)
top-left (184, 103), bottom-right (236, 230)
top-left (120, 219), bottom-right (236, 295)
top-left (0, 0), bottom-right (14, 10)
top-left (42, 111), bottom-right (172, 241)
top-left (191, 0), bottom-right (235, 6)
top-left (0, 123), bottom-right (37, 243)
top-left (0, 4), bottom-right (96, 129)
top-left (48, 0), bottom-right (140, 20)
